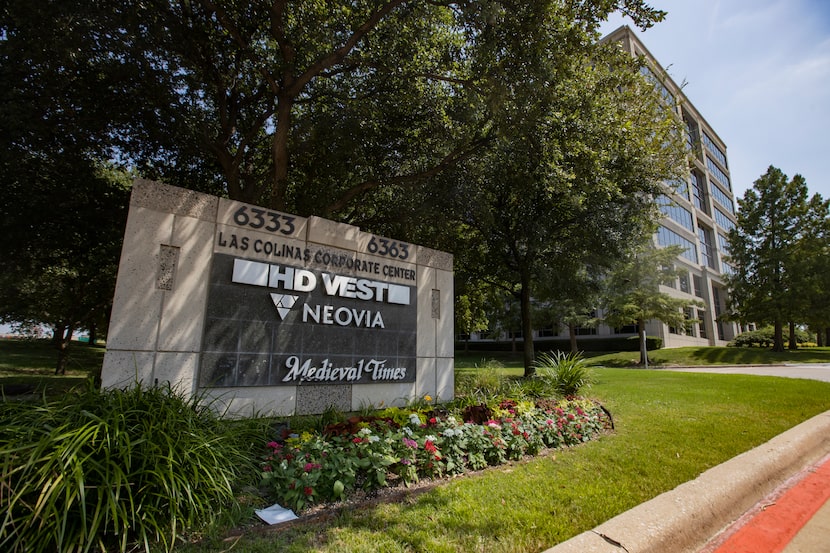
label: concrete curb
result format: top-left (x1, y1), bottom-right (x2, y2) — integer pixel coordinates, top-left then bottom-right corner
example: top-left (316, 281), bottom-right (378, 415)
top-left (543, 410), bottom-right (830, 553)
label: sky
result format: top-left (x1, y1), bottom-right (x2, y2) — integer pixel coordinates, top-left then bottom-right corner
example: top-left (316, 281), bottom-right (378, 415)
top-left (599, 0), bottom-right (830, 201)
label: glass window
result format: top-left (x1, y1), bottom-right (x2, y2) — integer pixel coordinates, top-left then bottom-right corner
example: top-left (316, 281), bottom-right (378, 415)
top-left (707, 156), bottom-right (731, 191)
top-left (691, 171), bottom-right (708, 214)
top-left (710, 181), bottom-right (735, 214)
top-left (640, 65), bottom-right (675, 105)
top-left (685, 118), bottom-right (699, 153)
top-left (658, 195), bottom-right (694, 231)
top-left (702, 132), bottom-right (727, 167)
top-left (698, 226), bottom-right (718, 270)
top-left (714, 207), bottom-right (736, 231)
top-left (657, 226), bottom-right (698, 262)
top-left (679, 272), bottom-right (690, 294)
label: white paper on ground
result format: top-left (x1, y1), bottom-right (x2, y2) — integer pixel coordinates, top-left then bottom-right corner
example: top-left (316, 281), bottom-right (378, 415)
top-left (255, 503), bottom-right (299, 525)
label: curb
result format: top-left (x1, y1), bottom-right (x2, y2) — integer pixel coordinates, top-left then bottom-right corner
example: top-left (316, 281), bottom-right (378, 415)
top-left (542, 410), bottom-right (830, 553)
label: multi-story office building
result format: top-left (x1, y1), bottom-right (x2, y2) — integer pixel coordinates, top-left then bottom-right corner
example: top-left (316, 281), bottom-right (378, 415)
top-left (601, 25), bottom-right (740, 347)
top-left (461, 26), bottom-right (740, 348)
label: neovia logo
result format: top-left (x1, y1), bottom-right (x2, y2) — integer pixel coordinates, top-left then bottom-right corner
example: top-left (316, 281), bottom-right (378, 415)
top-left (270, 293), bottom-right (299, 320)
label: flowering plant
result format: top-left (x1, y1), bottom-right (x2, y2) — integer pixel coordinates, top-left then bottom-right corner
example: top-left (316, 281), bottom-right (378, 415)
top-left (261, 398), bottom-right (610, 512)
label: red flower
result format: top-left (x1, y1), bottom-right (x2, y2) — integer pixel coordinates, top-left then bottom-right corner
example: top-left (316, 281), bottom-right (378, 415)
top-left (424, 440), bottom-right (438, 454)
top-left (263, 465), bottom-right (272, 472)
top-left (429, 417), bottom-right (438, 425)
top-left (304, 486), bottom-right (313, 496)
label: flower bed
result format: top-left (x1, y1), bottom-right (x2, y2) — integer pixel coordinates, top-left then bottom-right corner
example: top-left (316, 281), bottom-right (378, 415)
top-left (261, 398), bottom-right (611, 511)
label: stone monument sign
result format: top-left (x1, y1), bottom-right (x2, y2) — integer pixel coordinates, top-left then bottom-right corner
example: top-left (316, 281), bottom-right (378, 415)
top-left (102, 180), bottom-right (454, 416)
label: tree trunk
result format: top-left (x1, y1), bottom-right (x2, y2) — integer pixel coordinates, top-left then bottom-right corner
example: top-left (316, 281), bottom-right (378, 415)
top-left (568, 321), bottom-right (578, 354)
top-left (826, 328), bottom-right (830, 348)
top-left (520, 272), bottom-right (535, 377)
top-left (88, 322), bottom-right (97, 347)
top-left (772, 320), bottom-right (785, 352)
top-left (788, 321), bottom-right (798, 350)
top-left (638, 318), bottom-right (648, 366)
top-left (53, 323), bottom-right (75, 375)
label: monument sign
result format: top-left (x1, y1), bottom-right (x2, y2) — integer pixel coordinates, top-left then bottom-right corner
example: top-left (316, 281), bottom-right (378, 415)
top-left (102, 180), bottom-right (454, 416)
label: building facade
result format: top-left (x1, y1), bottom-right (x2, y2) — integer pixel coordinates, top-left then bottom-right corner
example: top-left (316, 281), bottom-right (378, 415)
top-left (463, 26), bottom-right (741, 348)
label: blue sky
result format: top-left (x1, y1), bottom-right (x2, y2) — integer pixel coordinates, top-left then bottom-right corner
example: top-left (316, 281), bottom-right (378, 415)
top-left (600, 0), bottom-right (830, 201)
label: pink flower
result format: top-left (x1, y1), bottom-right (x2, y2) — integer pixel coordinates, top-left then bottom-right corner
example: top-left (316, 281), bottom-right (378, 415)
top-left (263, 465), bottom-right (272, 472)
top-left (267, 441), bottom-right (279, 449)
top-left (403, 437), bottom-right (418, 449)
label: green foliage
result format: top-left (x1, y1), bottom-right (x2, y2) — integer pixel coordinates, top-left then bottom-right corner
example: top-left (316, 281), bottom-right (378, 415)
top-left (726, 166), bottom-right (821, 351)
top-left (0, 383), bottom-right (262, 553)
top-left (261, 400), bottom-right (609, 512)
top-left (531, 352), bottom-right (595, 397)
top-left (729, 327), bottom-right (812, 348)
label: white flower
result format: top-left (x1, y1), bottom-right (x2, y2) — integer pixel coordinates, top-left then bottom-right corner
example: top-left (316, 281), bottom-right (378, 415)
top-left (446, 416), bottom-right (458, 426)
top-left (402, 426), bottom-right (413, 436)
top-left (425, 434), bottom-right (438, 442)
top-left (358, 427), bottom-right (372, 437)
top-left (368, 435), bottom-right (380, 443)
top-left (409, 413), bottom-right (421, 425)
top-left (442, 428), bottom-right (458, 438)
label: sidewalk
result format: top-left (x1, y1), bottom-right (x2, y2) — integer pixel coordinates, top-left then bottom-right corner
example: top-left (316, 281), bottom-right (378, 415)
top-left (543, 410), bottom-right (830, 553)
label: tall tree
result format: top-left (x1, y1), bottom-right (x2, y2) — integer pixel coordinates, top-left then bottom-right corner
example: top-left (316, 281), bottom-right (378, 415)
top-left (726, 166), bottom-right (809, 352)
top-left (450, 8), bottom-right (686, 375)
top-left (602, 243), bottom-right (702, 365)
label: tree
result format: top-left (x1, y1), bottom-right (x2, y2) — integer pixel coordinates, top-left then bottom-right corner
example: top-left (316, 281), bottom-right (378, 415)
top-left (791, 193), bottom-right (830, 346)
top-left (0, 159), bottom-right (130, 374)
top-left (602, 243), bottom-right (702, 365)
top-left (448, 7), bottom-right (686, 375)
top-left (726, 166), bottom-right (810, 352)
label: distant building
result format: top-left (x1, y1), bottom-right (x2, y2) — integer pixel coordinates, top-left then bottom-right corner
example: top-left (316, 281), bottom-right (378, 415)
top-left (463, 26), bottom-right (741, 348)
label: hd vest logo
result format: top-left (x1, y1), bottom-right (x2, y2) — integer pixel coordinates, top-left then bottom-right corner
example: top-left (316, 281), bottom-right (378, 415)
top-left (231, 258), bottom-right (409, 329)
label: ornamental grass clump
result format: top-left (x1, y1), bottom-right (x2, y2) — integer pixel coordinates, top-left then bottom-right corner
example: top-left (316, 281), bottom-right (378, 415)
top-left (532, 351), bottom-right (596, 397)
top-left (261, 398), bottom-right (610, 512)
top-left (0, 383), bottom-right (261, 553)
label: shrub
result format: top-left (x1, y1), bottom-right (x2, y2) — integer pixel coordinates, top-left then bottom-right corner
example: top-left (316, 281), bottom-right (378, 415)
top-left (728, 326), bottom-right (812, 348)
top-left (531, 351), bottom-right (595, 397)
top-left (0, 383), bottom-right (259, 553)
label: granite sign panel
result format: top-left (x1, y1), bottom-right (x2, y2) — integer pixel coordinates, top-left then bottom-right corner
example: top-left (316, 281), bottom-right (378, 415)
top-left (101, 180), bottom-right (454, 416)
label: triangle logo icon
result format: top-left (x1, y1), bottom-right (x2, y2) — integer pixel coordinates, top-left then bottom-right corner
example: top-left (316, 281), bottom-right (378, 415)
top-left (271, 293), bottom-right (299, 321)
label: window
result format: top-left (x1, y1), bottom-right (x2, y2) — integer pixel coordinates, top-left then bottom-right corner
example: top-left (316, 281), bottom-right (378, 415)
top-left (679, 272), bottom-right (691, 294)
top-left (667, 178), bottom-right (689, 200)
top-left (698, 225), bottom-right (718, 270)
top-left (685, 118), bottom-right (699, 152)
top-left (710, 182), bottom-right (735, 214)
top-left (697, 308), bottom-right (708, 339)
top-left (712, 287), bottom-right (726, 340)
top-left (538, 328), bottom-right (558, 337)
top-left (657, 226), bottom-right (698, 262)
top-left (691, 171), bottom-right (709, 215)
top-left (614, 324), bottom-right (638, 334)
top-left (658, 195), bottom-right (694, 230)
top-left (714, 207), bottom-right (736, 231)
top-left (707, 156), bottom-right (731, 191)
top-left (693, 275), bottom-right (705, 298)
top-left (717, 233), bottom-right (735, 275)
top-left (702, 132), bottom-right (727, 167)
top-left (641, 65), bottom-right (675, 105)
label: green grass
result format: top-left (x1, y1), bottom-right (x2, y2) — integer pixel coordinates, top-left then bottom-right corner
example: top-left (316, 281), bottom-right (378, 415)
top-left (176, 368), bottom-right (830, 553)
top-left (456, 346), bottom-right (830, 371)
top-left (0, 338), bottom-right (105, 396)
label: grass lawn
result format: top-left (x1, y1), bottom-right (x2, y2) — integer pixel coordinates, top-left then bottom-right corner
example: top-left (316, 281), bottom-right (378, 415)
top-left (0, 338), bottom-right (105, 396)
top-left (180, 368), bottom-right (830, 553)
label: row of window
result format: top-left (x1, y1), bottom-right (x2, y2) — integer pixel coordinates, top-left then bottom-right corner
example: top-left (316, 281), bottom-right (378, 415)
top-left (710, 181), bottom-right (735, 214)
top-left (657, 226), bottom-right (698, 262)
top-left (707, 156), bottom-right (731, 191)
top-left (659, 196), bottom-right (694, 231)
top-left (702, 132), bottom-right (727, 168)
top-left (641, 65), bottom-right (675, 105)
top-left (713, 207), bottom-right (735, 231)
